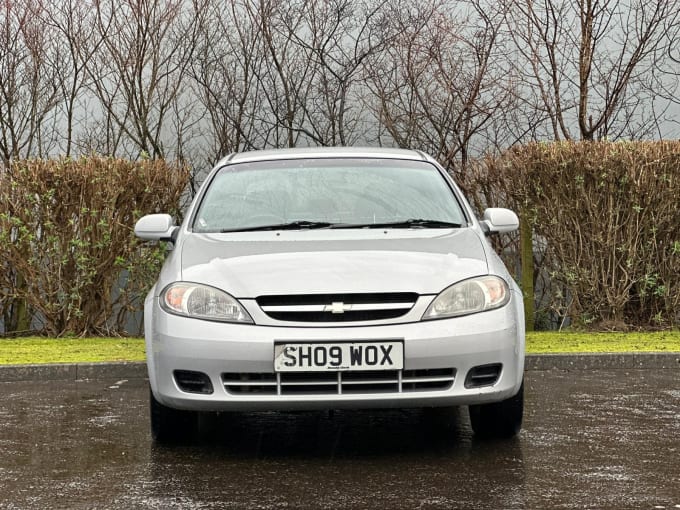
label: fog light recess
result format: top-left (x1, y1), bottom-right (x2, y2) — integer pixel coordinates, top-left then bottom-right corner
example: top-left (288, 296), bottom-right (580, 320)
top-left (173, 370), bottom-right (214, 394)
top-left (464, 363), bottom-right (502, 389)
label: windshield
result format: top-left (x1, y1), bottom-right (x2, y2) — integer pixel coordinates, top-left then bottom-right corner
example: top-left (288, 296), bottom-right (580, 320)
top-left (192, 158), bottom-right (466, 232)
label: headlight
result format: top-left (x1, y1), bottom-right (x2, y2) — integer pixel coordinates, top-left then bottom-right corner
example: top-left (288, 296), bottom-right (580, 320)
top-left (160, 282), bottom-right (253, 323)
top-left (423, 276), bottom-right (510, 320)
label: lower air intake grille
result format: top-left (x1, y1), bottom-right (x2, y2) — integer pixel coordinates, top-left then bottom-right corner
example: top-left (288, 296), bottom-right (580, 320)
top-left (222, 368), bottom-right (456, 396)
top-left (465, 363), bottom-right (502, 388)
top-left (174, 370), bottom-right (214, 394)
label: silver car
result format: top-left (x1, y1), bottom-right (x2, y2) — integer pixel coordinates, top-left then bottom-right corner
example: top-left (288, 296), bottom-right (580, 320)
top-left (135, 147), bottom-right (525, 442)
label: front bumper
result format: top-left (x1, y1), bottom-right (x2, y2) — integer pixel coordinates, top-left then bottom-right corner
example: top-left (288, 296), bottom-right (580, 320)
top-left (146, 295), bottom-right (525, 412)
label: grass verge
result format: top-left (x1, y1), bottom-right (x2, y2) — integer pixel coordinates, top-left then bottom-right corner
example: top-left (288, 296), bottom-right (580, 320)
top-left (0, 331), bottom-right (679, 365)
top-left (527, 330), bottom-right (680, 353)
top-left (0, 337), bottom-right (146, 365)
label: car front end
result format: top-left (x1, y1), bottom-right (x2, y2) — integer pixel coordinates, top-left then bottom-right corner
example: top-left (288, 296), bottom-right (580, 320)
top-left (136, 147), bottom-right (526, 441)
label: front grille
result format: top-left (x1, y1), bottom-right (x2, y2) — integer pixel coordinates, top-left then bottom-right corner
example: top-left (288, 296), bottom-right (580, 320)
top-left (256, 293), bottom-right (418, 322)
top-left (222, 368), bottom-right (455, 396)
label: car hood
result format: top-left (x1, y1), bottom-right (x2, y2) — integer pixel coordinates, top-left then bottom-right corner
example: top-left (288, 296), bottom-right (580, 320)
top-left (179, 229), bottom-right (488, 297)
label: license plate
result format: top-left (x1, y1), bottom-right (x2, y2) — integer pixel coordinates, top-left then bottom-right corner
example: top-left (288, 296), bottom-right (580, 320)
top-left (274, 341), bottom-right (403, 372)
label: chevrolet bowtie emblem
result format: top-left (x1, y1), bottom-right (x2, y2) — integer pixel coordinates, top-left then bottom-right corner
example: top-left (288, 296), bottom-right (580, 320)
top-left (324, 301), bottom-right (352, 314)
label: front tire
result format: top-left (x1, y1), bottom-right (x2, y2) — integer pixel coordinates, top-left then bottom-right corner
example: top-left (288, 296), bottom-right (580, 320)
top-left (149, 387), bottom-right (198, 443)
top-left (469, 381), bottom-right (524, 438)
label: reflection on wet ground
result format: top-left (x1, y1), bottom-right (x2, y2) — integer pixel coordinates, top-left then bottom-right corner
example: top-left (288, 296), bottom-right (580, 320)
top-left (0, 369), bottom-right (678, 509)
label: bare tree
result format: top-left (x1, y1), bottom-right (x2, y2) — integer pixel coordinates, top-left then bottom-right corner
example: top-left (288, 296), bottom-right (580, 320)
top-left (660, 9), bottom-right (680, 138)
top-left (86, 0), bottom-right (199, 158)
top-left (246, 0), bottom-right (320, 148)
top-left (288, 0), bottom-right (392, 146)
top-left (39, 0), bottom-right (102, 157)
top-left (504, 0), bottom-right (680, 141)
top-left (0, 0), bottom-right (63, 333)
top-left (0, 0), bottom-right (60, 163)
top-left (190, 0), bottom-right (392, 155)
top-left (366, 0), bottom-right (514, 170)
top-left (190, 0), bottom-right (265, 159)
top-left (2, 0), bottom-right (679, 165)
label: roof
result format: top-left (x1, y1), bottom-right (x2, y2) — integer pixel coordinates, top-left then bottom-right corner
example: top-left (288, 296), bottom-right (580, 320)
top-left (217, 146), bottom-right (431, 166)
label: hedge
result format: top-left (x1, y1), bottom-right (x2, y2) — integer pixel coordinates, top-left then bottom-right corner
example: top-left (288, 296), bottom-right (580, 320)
top-left (470, 141), bottom-right (680, 330)
top-left (2, 144), bottom-right (678, 335)
top-left (0, 157), bottom-right (189, 336)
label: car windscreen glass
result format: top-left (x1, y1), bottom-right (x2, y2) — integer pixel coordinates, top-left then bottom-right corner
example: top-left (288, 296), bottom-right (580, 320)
top-left (192, 158), bottom-right (466, 232)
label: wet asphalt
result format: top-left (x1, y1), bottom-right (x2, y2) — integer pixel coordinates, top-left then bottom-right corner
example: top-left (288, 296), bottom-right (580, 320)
top-left (0, 369), bottom-right (678, 510)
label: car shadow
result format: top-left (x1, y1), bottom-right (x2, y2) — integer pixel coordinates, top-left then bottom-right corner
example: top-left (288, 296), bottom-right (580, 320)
top-left (151, 406), bottom-right (522, 460)
top-left (146, 407), bottom-right (527, 508)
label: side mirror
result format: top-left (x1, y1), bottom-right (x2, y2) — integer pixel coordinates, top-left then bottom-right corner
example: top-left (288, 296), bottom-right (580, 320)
top-left (134, 214), bottom-right (178, 242)
top-left (481, 208), bottom-right (519, 235)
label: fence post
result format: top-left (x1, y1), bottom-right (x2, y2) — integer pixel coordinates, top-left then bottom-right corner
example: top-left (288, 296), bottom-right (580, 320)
top-left (520, 211), bottom-right (535, 331)
top-left (5, 272), bottom-right (31, 335)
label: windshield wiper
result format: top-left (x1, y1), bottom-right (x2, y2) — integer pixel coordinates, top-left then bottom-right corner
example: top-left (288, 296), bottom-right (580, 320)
top-left (330, 218), bottom-right (463, 229)
top-left (220, 218), bottom-right (462, 233)
top-left (221, 220), bottom-right (334, 233)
